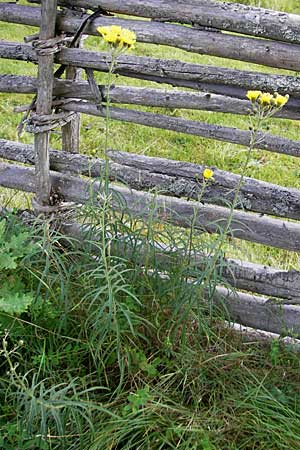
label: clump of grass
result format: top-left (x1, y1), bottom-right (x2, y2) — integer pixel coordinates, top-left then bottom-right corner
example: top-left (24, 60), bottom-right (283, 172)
top-left (1, 194), bottom-right (300, 449)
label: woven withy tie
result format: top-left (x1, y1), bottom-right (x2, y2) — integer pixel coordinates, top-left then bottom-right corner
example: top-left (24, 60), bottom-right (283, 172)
top-left (32, 35), bottom-right (72, 56)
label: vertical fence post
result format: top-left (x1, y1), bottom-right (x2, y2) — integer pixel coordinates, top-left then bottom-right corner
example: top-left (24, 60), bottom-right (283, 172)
top-left (34, 0), bottom-right (57, 208)
top-left (61, 65), bottom-right (81, 154)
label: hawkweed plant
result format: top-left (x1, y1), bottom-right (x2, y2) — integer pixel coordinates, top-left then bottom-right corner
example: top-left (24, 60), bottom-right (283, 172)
top-left (203, 90), bottom-right (289, 305)
top-left (97, 25), bottom-right (136, 195)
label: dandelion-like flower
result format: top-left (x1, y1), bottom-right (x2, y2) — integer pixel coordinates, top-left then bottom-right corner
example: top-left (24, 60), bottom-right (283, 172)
top-left (98, 25), bottom-right (122, 45)
top-left (246, 90), bottom-right (262, 102)
top-left (273, 93), bottom-right (289, 108)
top-left (97, 25), bottom-right (136, 50)
top-left (119, 28), bottom-right (136, 49)
top-left (258, 92), bottom-right (273, 106)
top-left (246, 90), bottom-right (289, 111)
top-left (203, 168), bottom-right (214, 180)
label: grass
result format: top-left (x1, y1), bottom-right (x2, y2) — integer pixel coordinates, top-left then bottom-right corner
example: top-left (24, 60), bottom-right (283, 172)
top-left (2, 211), bottom-right (300, 450)
top-left (1, 0), bottom-right (300, 449)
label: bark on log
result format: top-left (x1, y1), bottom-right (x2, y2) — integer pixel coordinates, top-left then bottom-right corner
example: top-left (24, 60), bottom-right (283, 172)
top-left (2, 3), bottom-right (300, 72)
top-left (1, 139), bottom-right (300, 220)
top-left (60, 221), bottom-right (300, 335)
top-left (26, 0), bottom-right (300, 44)
top-left (213, 287), bottom-right (300, 336)
top-left (2, 74), bottom-right (300, 120)
top-left (60, 220), bottom-right (300, 302)
top-left (107, 149), bottom-right (300, 220)
top-left (2, 42), bottom-right (300, 98)
top-left (1, 161), bottom-right (300, 252)
top-left (62, 100), bottom-right (300, 158)
top-left (225, 322), bottom-right (300, 348)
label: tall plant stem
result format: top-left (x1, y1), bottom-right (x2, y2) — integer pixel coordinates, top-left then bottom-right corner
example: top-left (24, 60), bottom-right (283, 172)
top-left (104, 49), bottom-right (117, 196)
top-left (202, 114), bottom-right (263, 299)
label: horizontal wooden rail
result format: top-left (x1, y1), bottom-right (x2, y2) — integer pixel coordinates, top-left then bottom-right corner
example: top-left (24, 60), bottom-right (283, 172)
top-left (107, 149), bottom-right (300, 220)
top-left (1, 161), bottom-right (300, 251)
top-left (226, 323), bottom-right (300, 346)
top-left (2, 75), bottom-right (300, 120)
top-left (62, 220), bottom-right (300, 302)
top-left (214, 287), bottom-right (300, 335)
top-left (2, 41), bottom-right (300, 99)
top-left (2, 4), bottom-right (300, 72)
top-left (61, 222), bottom-right (300, 334)
top-left (61, 100), bottom-right (300, 158)
top-left (26, 0), bottom-right (300, 45)
top-left (188, 279), bottom-right (300, 335)
top-left (1, 139), bottom-right (300, 220)
top-left (1, 204), bottom-right (299, 332)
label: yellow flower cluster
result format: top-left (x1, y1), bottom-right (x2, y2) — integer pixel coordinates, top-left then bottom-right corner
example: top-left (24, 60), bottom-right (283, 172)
top-left (203, 168), bottom-right (214, 180)
top-left (246, 90), bottom-right (289, 108)
top-left (97, 25), bottom-right (136, 49)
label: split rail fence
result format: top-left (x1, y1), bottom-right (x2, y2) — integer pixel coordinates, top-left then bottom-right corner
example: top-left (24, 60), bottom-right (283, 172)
top-left (1, 0), bottom-right (300, 339)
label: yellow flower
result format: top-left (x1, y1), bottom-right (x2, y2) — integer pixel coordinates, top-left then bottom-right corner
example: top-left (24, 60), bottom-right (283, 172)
top-left (273, 93), bottom-right (289, 108)
top-left (97, 25), bottom-right (122, 46)
top-left (246, 90), bottom-right (262, 102)
top-left (203, 168), bottom-right (214, 180)
top-left (97, 25), bottom-right (136, 50)
top-left (258, 92), bottom-right (273, 106)
top-left (119, 28), bottom-right (136, 49)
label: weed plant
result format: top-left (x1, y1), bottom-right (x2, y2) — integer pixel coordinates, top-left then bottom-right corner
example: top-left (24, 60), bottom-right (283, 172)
top-left (1, 208), bottom-right (300, 449)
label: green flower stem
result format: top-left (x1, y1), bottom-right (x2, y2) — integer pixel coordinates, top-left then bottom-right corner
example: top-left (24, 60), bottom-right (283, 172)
top-left (104, 47), bottom-right (118, 196)
top-left (186, 180), bottom-right (209, 271)
top-left (202, 102), bottom-right (285, 296)
top-left (202, 113), bottom-right (263, 302)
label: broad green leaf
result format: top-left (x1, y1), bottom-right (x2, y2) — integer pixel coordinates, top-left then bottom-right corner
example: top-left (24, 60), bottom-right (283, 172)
top-left (0, 291), bottom-right (34, 314)
top-left (0, 253), bottom-right (18, 270)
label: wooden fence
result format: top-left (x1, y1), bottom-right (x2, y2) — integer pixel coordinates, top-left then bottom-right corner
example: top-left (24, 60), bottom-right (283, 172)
top-left (1, 0), bottom-right (300, 338)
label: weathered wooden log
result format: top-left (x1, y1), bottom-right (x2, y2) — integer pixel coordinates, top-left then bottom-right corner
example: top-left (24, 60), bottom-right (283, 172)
top-left (157, 270), bottom-right (300, 335)
top-left (1, 139), bottom-right (300, 220)
top-left (213, 287), bottom-right (300, 336)
top-left (1, 161), bottom-right (300, 251)
top-left (215, 260), bottom-right (300, 304)
top-left (225, 322), bottom-right (300, 348)
top-left (60, 220), bottom-right (300, 302)
top-left (2, 42), bottom-right (300, 98)
top-left (2, 74), bottom-right (300, 120)
top-left (34, 0), bottom-right (57, 207)
top-left (107, 149), bottom-right (300, 219)
top-left (26, 0), bottom-right (300, 44)
top-left (1, 204), bottom-right (299, 334)
top-left (62, 100), bottom-right (300, 158)
top-left (2, 3), bottom-right (300, 72)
